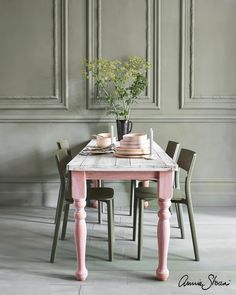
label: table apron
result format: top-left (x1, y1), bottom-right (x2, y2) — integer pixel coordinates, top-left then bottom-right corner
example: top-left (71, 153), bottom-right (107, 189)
top-left (72, 170), bottom-right (162, 181)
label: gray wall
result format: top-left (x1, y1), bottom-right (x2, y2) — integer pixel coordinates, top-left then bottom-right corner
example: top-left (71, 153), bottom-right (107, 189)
top-left (0, 0), bottom-right (236, 207)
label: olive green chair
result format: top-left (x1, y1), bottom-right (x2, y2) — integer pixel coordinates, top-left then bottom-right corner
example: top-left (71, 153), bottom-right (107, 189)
top-left (129, 141), bottom-right (180, 216)
top-left (50, 148), bottom-right (114, 263)
top-left (56, 139), bottom-right (104, 223)
top-left (133, 148), bottom-right (199, 261)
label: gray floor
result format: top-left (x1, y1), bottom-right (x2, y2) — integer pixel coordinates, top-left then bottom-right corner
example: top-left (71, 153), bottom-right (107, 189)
top-left (0, 205), bottom-right (235, 295)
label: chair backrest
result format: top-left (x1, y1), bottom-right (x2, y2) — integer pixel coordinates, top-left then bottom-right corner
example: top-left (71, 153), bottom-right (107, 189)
top-left (165, 141), bottom-right (180, 161)
top-left (55, 148), bottom-right (72, 201)
top-left (177, 148), bottom-right (196, 173)
top-left (55, 148), bottom-right (72, 180)
top-left (57, 139), bottom-right (72, 157)
top-left (176, 148), bottom-right (196, 194)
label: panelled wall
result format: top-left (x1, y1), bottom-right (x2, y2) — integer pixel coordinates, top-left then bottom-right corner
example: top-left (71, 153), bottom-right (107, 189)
top-left (0, 0), bottom-right (235, 207)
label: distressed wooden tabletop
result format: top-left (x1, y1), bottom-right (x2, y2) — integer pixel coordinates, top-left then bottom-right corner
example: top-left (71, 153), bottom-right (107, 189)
top-left (67, 140), bottom-right (177, 172)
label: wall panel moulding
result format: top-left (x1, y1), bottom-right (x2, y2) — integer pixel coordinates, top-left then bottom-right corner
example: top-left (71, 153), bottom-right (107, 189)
top-left (180, 0), bottom-right (236, 110)
top-left (0, 0), bottom-right (68, 110)
top-left (86, 0), bottom-right (161, 111)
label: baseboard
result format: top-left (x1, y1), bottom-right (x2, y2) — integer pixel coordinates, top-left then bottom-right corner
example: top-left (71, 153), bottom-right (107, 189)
top-left (0, 178), bottom-right (235, 207)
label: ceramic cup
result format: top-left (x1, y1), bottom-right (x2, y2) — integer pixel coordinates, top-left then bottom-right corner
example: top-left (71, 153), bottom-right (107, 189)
top-left (96, 133), bottom-right (115, 148)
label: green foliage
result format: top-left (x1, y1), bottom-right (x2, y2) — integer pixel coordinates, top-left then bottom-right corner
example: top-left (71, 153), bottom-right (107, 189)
top-left (84, 56), bottom-right (150, 119)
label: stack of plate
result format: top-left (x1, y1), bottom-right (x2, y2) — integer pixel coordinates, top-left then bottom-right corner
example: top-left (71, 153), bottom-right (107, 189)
top-left (115, 133), bottom-right (150, 157)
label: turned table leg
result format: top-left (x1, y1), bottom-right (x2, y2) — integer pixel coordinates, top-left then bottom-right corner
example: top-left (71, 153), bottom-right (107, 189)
top-left (72, 171), bottom-right (88, 281)
top-left (156, 171), bottom-right (173, 281)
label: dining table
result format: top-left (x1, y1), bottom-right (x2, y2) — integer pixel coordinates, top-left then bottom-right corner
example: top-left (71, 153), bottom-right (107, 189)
top-left (67, 139), bottom-right (177, 281)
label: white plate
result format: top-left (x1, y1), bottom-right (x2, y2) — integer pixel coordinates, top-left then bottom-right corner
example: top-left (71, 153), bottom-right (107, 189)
top-left (122, 133), bottom-right (147, 143)
top-left (115, 147), bottom-right (150, 155)
top-left (120, 139), bottom-right (149, 149)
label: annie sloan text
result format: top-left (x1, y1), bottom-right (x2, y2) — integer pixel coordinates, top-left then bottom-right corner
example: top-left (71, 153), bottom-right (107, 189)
top-left (178, 274), bottom-right (231, 291)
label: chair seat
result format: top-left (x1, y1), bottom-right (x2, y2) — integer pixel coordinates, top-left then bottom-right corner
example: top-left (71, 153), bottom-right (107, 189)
top-left (135, 186), bottom-right (186, 203)
top-left (65, 187), bottom-right (114, 203)
top-left (135, 186), bottom-right (156, 200)
top-left (87, 187), bottom-right (114, 200)
top-left (172, 188), bottom-right (186, 203)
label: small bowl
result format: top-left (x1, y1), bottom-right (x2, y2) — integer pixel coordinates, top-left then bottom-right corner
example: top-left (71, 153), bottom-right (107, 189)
top-left (96, 133), bottom-right (113, 148)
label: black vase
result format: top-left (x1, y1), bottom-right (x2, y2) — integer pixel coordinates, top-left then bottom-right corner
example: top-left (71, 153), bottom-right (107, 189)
top-left (116, 119), bottom-right (133, 141)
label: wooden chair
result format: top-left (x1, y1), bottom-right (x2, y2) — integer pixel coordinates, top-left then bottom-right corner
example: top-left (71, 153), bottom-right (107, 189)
top-left (50, 148), bottom-right (114, 263)
top-left (56, 139), bottom-right (104, 222)
top-left (129, 141), bottom-right (180, 216)
top-left (133, 148), bottom-right (199, 261)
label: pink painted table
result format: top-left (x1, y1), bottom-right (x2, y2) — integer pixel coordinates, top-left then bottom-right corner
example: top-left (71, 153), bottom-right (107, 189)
top-left (67, 140), bottom-right (177, 281)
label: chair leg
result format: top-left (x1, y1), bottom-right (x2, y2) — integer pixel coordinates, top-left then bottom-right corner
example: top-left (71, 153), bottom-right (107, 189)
top-left (61, 202), bottom-right (70, 240)
top-left (98, 201), bottom-right (102, 224)
top-left (98, 180), bottom-right (105, 216)
top-left (107, 200), bottom-right (114, 261)
top-left (112, 199), bottom-right (115, 222)
top-left (186, 202), bottom-right (200, 261)
top-left (175, 203), bottom-right (185, 239)
top-left (132, 193), bottom-right (138, 241)
top-left (137, 199), bottom-right (144, 260)
top-left (91, 180), bottom-right (103, 222)
top-left (175, 202), bottom-right (179, 223)
top-left (129, 180), bottom-right (136, 216)
top-left (98, 180), bottom-right (105, 214)
top-left (54, 186), bottom-right (61, 224)
top-left (50, 187), bottom-right (65, 263)
top-left (98, 180), bottom-right (102, 187)
top-left (178, 204), bottom-right (185, 239)
top-left (138, 181), bottom-right (149, 209)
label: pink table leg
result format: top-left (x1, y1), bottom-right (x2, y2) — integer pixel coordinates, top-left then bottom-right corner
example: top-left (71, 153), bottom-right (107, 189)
top-left (156, 171), bottom-right (173, 281)
top-left (72, 171), bottom-right (88, 281)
